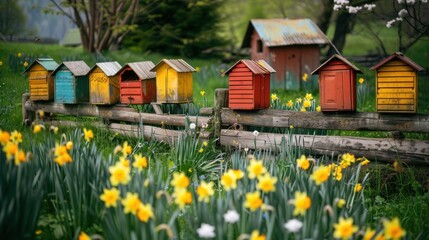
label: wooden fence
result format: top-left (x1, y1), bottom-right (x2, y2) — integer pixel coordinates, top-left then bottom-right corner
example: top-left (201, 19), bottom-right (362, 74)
top-left (22, 91), bottom-right (429, 165)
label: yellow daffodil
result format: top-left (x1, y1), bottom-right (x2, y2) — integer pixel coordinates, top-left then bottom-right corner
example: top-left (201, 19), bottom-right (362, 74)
top-left (35, 229), bottom-right (42, 235)
top-left (360, 158), bottom-right (370, 166)
top-left (354, 183), bottom-right (363, 192)
top-left (33, 124), bottom-right (43, 134)
top-left (292, 191), bottom-right (311, 216)
top-left (100, 188), bottom-right (121, 208)
top-left (296, 98), bottom-right (302, 103)
top-left (198, 148), bottom-right (204, 153)
top-left (17, 52), bottom-right (22, 57)
top-left (10, 130), bottom-right (22, 144)
top-left (171, 172), bottom-right (190, 189)
top-left (310, 165), bottom-right (331, 185)
top-left (333, 165), bottom-right (343, 181)
top-left (203, 141), bottom-right (208, 147)
top-left (363, 228), bottom-right (376, 240)
top-left (14, 150), bottom-right (27, 166)
top-left (200, 90), bottom-right (206, 96)
top-left (305, 93), bottom-right (313, 101)
top-left (244, 191), bottom-right (263, 211)
top-left (247, 159), bottom-right (267, 179)
top-left (38, 110), bottom-right (45, 119)
top-left (340, 153), bottom-right (355, 168)
top-left (79, 232), bottom-right (91, 240)
top-left (271, 93), bottom-right (278, 101)
top-left (174, 188), bottom-right (193, 209)
top-left (197, 181), bottom-right (215, 202)
top-left (50, 125), bottom-right (59, 134)
top-left (300, 107), bottom-right (306, 112)
top-left (232, 169), bottom-right (244, 180)
top-left (83, 128), bottom-right (94, 142)
top-left (333, 217), bottom-right (358, 239)
top-left (54, 152), bottom-right (72, 166)
top-left (316, 105), bottom-right (321, 112)
top-left (23, 61), bottom-right (28, 67)
top-left (195, 66), bottom-right (201, 72)
top-left (133, 154), bottom-right (148, 172)
top-left (359, 78), bottom-right (364, 84)
top-left (3, 142), bottom-right (18, 160)
top-left (286, 100), bottom-right (293, 108)
top-left (113, 145), bottom-right (123, 155)
top-left (121, 141), bottom-right (132, 157)
top-left (302, 73), bottom-right (308, 82)
top-left (257, 173), bottom-right (277, 193)
top-left (221, 170), bottom-right (237, 191)
top-left (0, 130), bottom-right (10, 145)
top-left (137, 203), bottom-right (154, 222)
top-left (297, 155), bottom-right (310, 170)
top-left (250, 230), bottom-right (266, 240)
top-left (66, 141), bottom-right (73, 150)
top-left (337, 198), bottom-right (346, 208)
top-left (109, 162), bottom-right (131, 186)
top-left (303, 100), bottom-right (311, 108)
top-left (122, 192), bottom-right (142, 215)
top-left (0, 61), bottom-right (3, 66)
top-left (119, 157), bottom-right (130, 168)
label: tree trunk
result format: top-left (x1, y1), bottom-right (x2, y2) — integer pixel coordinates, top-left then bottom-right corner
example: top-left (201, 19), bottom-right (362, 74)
top-left (327, 12), bottom-right (356, 56)
top-left (316, 0), bottom-right (334, 34)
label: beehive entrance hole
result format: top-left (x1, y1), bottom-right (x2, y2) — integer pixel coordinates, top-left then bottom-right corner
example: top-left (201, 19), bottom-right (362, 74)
top-left (122, 70), bottom-right (138, 81)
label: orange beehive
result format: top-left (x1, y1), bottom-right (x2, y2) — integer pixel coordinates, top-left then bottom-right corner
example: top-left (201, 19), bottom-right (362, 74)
top-left (312, 54), bottom-right (362, 111)
top-left (224, 60), bottom-right (276, 110)
top-left (370, 52), bottom-right (424, 113)
top-left (118, 61), bottom-right (156, 104)
top-left (24, 58), bottom-right (59, 101)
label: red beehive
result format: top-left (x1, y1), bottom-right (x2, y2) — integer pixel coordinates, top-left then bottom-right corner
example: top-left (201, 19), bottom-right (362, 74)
top-left (224, 59), bottom-right (276, 110)
top-left (311, 54), bottom-right (362, 111)
top-left (118, 61), bottom-right (156, 104)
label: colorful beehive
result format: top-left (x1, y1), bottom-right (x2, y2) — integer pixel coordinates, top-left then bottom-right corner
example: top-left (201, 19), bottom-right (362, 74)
top-left (118, 61), bottom-right (156, 104)
top-left (51, 61), bottom-right (91, 104)
top-left (150, 59), bottom-right (195, 103)
top-left (311, 54), bottom-right (362, 111)
top-left (24, 58), bottom-right (59, 101)
top-left (370, 52), bottom-right (424, 113)
top-left (224, 59), bottom-right (276, 110)
top-left (88, 62), bottom-right (122, 105)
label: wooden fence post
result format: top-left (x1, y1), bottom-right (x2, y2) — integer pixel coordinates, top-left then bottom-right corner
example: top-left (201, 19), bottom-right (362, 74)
top-left (22, 93), bottom-right (33, 125)
top-left (214, 88), bottom-right (228, 139)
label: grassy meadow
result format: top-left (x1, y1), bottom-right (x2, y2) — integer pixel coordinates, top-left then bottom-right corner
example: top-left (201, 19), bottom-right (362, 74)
top-left (1, 41), bottom-right (429, 240)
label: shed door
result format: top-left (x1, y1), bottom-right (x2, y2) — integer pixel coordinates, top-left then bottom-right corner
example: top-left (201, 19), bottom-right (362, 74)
top-left (321, 71), bottom-right (345, 110)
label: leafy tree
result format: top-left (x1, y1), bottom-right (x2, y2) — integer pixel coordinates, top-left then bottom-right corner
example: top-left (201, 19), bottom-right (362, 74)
top-left (123, 0), bottom-right (227, 57)
top-left (0, 0), bottom-right (27, 38)
top-left (46, 0), bottom-right (139, 53)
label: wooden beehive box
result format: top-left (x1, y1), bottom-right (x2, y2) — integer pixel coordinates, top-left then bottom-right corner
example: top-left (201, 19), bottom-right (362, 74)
top-left (311, 54), bottom-right (362, 111)
top-left (88, 62), bottom-right (122, 105)
top-left (51, 61), bottom-right (91, 104)
top-left (118, 61), bottom-right (156, 104)
top-left (370, 52), bottom-right (424, 113)
top-left (224, 59), bottom-right (276, 110)
top-left (24, 58), bottom-right (59, 101)
top-left (150, 59), bottom-right (195, 103)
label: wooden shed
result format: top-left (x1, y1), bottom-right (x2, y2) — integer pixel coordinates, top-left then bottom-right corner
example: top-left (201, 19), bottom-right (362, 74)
top-left (311, 54), bottom-right (362, 111)
top-left (88, 62), bottom-right (122, 105)
top-left (370, 52), bottom-right (424, 113)
top-left (24, 58), bottom-right (59, 101)
top-left (118, 61), bottom-right (156, 104)
top-left (224, 59), bottom-right (276, 110)
top-left (51, 61), bottom-right (90, 104)
top-left (241, 19), bottom-right (329, 90)
top-left (150, 59), bottom-right (195, 103)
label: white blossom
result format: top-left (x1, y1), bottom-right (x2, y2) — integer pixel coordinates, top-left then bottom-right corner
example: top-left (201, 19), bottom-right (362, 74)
top-left (422, 0), bottom-right (428, 3)
top-left (333, 4), bottom-right (343, 11)
top-left (398, 0), bottom-right (404, 3)
top-left (201, 122), bottom-right (208, 129)
top-left (346, 5), bottom-right (362, 14)
top-left (253, 130), bottom-right (259, 137)
top-left (396, 17), bottom-right (403, 21)
top-left (334, 0), bottom-right (350, 5)
top-left (406, 0), bottom-right (416, 4)
top-left (364, 3), bottom-right (376, 11)
top-left (223, 210), bottom-right (240, 223)
top-left (189, 123), bottom-right (196, 130)
top-left (284, 219), bottom-right (303, 233)
top-left (386, 19), bottom-right (396, 28)
top-left (398, 9), bottom-right (408, 17)
top-left (197, 223), bottom-right (215, 238)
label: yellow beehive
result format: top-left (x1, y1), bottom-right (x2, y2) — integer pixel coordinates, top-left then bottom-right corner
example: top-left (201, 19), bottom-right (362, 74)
top-left (88, 62), bottom-right (122, 105)
top-left (24, 58), bottom-right (59, 101)
top-left (150, 59), bottom-right (196, 103)
top-left (371, 52), bottom-right (424, 113)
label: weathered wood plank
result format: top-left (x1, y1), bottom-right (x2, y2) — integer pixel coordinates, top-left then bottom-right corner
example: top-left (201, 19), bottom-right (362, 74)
top-left (221, 109), bottom-right (429, 133)
top-left (24, 100), bottom-right (210, 127)
top-left (220, 129), bottom-right (429, 165)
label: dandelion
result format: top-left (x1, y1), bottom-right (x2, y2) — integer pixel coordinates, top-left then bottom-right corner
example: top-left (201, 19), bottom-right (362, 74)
top-left (137, 203), bottom-right (154, 222)
top-left (310, 165), bottom-right (331, 185)
top-left (133, 154), bottom-right (148, 172)
top-left (247, 159), bottom-right (267, 179)
top-left (336, 198), bottom-right (346, 208)
top-left (244, 191), bottom-right (263, 211)
top-left (79, 232), bottom-right (91, 240)
top-left (257, 173), bottom-right (277, 193)
top-left (23, 61), bottom-right (29, 67)
top-left (253, 130), bottom-right (259, 137)
top-left (359, 78), bottom-right (365, 84)
top-left (197, 181), bottom-right (215, 202)
top-left (284, 219), bottom-right (303, 233)
top-left (100, 188), bottom-right (121, 208)
top-left (33, 124), bottom-right (44, 134)
top-left (297, 155), bottom-right (310, 170)
top-left (286, 99), bottom-right (293, 108)
top-left (83, 128), bottom-right (94, 142)
top-left (292, 191), bottom-right (311, 216)
top-left (221, 170), bottom-right (237, 191)
top-left (302, 73), bottom-right (308, 82)
top-left (109, 162), bottom-right (131, 186)
top-left (354, 183), bottom-right (363, 192)
top-left (197, 223), bottom-right (215, 238)
top-left (189, 123), bottom-right (196, 130)
top-left (10, 130), bottom-right (22, 144)
top-left (271, 93), bottom-right (278, 101)
top-left (363, 228), bottom-right (376, 240)
top-left (316, 105), bottom-right (321, 112)
top-left (171, 172), bottom-right (190, 189)
top-left (333, 217), bottom-right (358, 239)
top-left (174, 188), bottom-right (193, 209)
top-left (122, 192), bottom-right (142, 215)
top-left (66, 141), bottom-right (73, 150)
top-left (250, 230), bottom-right (266, 240)
top-left (223, 210), bottom-right (240, 223)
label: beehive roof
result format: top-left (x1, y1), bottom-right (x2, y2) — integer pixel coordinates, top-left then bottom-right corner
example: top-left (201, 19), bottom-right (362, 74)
top-left (89, 61), bottom-right (122, 76)
top-left (311, 54), bottom-right (362, 75)
top-left (370, 52), bottom-right (424, 71)
top-left (119, 61), bottom-right (156, 79)
top-left (150, 59), bottom-right (196, 73)
top-left (224, 59), bottom-right (276, 75)
top-left (24, 58), bottom-right (59, 73)
top-left (51, 61), bottom-right (91, 76)
top-left (242, 18), bottom-right (330, 48)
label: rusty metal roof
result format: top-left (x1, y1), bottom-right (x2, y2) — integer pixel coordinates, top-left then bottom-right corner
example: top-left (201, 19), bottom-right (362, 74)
top-left (242, 18), bottom-right (330, 48)
top-left (51, 61), bottom-right (90, 76)
top-left (370, 52), bottom-right (424, 71)
top-left (224, 59), bottom-right (276, 75)
top-left (311, 54), bottom-right (362, 75)
top-left (89, 61), bottom-right (122, 76)
top-left (119, 61), bottom-right (156, 79)
top-left (150, 59), bottom-right (196, 73)
top-left (24, 58), bottom-right (59, 73)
